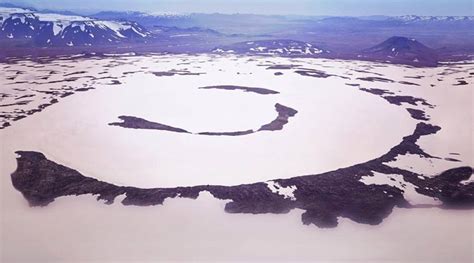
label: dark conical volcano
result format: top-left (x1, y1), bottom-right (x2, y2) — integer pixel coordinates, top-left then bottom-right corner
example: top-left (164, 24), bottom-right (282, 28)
top-left (361, 36), bottom-right (438, 67)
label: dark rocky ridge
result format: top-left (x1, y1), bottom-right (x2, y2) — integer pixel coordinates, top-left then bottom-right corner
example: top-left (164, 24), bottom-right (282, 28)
top-left (109, 116), bottom-right (190, 133)
top-left (109, 103), bottom-right (298, 136)
top-left (198, 130), bottom-right (254, 136)
top-left (10, 122), bottom-right (474, 228)
top-left (198, 85), bottom-right (279, 95)
top-left (151, 70), bottom-right (204, 77)
top-left (355, 86), bottom-right (434, 123)
top-left (406, 108), bottom-right (430, 121)
top-left (258, 103), bottom-right (298, 131)
top-left (294, 69), bottom-right (334, 78)
top-left (357, 76), bottom-right (395, 83)
top-left (266, 64), bottom-right (301, 70)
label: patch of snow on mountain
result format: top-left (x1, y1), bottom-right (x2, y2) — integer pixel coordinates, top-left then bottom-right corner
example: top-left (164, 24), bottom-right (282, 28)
top-left (52, 22), bottom-right (65, 35)
top-left (0, 7), bottom-right (30, 17)
top-left (10, 13), bottom-right (36, 23)
top-left (132, 27), bottom-right (147, 37)
top-left (96, 21), bottom-right (128, 38)
top-left (36, 13), bottom-right (91, 22)
top-left (265, 181), bottom-right (297, 201)
top-left (397, 15), bottom-right (474, 22)
top-left (360, 172), bottom-right (441, 206)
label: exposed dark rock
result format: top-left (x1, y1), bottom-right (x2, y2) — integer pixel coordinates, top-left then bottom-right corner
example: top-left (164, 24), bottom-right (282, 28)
top-left (454, 80), bottom-right (468, 86)
top-left (357, 87), bottom-right (434, 121)
top-left (357, 76), bottom-right (395, 83)
top-left (10, 123), bottom-right (473, 228)
top-left (399, 81), bottom-right (420, 86)
top-left (60, 92), bottom-right (74, 98)
top-left (151, 70), bottom-right (204, 77)
top-left (406, 108), bottom-right (429, 121)
top-left (15, 94), bottom-right (35, 100)
top-left (199, 85), bottom-right (279, 95)
top-left (75, 87), bottom-right (95, 92)
top-left (12, 115), bottom-right (27, 121)
top-left (346, 83), bottom-right (360, 87)
top-left (151, 71), bottom-right (175, 76)
top-left (0, 99), bottom-right (33, 107)
top-left (445, 158), bottom-right (461, 162)
top-left (405, 75), bottom-right (424, 79)
top-left (64, 71), bottom-right (87, 76)
top-left (110, 103), bottom-right (298, 135)
top-left (359, 88), bottom-right (394, 96)
top-left (198, 130), bottom-right (254, 136)
top-left (258, 103), bottom-right (298, 131)
top-left (295, 69), bottom-right (333, 78)
top-left (108, 80), bottom-right (121, 85)
top-left (266, 64), bottom-right (301, 70)
top-left (383, 95), bottom-right (433, 107)
top-left (109, 116), bottom-right (190, 133)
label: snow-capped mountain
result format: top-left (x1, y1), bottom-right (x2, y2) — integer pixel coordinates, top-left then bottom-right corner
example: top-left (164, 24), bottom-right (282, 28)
top-left (395, 15), bottom-right (474, 23)
top-left (94, 11), bottom-right (190, 19)
top-left (213, 40), bottom-right (329, 56)
top-left (360, 36), bottom-right (438, 66)
top-left (0, 7), bottom-right (150, 47)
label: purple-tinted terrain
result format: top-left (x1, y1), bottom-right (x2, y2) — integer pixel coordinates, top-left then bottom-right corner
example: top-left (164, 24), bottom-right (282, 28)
top-left (1, 3), bottom-right (473, 66)
top-left (1, 2), bottom-right (473, 262)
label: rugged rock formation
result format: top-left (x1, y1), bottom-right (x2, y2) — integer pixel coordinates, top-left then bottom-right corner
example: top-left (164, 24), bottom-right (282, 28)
top-left (10, 123), bottom-right (474, 228)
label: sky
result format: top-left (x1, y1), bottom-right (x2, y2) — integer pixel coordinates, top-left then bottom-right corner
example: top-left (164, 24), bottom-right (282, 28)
top-left (1, 0), bottom-right (473, 16)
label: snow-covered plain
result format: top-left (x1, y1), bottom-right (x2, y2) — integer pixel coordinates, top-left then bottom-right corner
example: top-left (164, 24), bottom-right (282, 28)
top-left (0, 54), bottom-right (421, 188)
top-left (1, 54), bottom-right (473, 261)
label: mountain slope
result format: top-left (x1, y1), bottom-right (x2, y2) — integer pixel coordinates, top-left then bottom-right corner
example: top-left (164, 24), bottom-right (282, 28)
top-left (213, 39), bottom-right (329, 56)
top-left (0, 7), bottom-right (150, 47)
top-left (360, 36), bottom-right (438, 67)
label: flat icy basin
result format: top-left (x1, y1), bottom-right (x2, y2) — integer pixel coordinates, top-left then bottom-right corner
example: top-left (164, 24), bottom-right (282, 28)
top-left (0, 55), bottom-right (416, 187)
top-left (1, 55), bottom-right (473, 262)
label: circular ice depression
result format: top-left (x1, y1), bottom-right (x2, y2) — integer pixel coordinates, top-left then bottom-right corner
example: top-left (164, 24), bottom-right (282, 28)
top-left (6, 59), bottom-right (417, 188)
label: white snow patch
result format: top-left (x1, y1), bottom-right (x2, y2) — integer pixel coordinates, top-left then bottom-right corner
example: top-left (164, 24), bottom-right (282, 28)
top-left (265, 181), bottom-right (297, 201)
top-left (213, 49), bottom-right (234, 53)
top-left (36, 13), bottom-right (91, 22)
top-left (52, 22), bottom-right (64, 35)
top-left (132, 27), bottom-right (147, 37)
top-left (96, 21), bottom-right (129, 38)
top-left (170, 34), bottom-right (192, 38)
top-left (460, 177), bottom-right (474, 186)
top-left (360, 172), bottom-right (441, 206)
top-left (385, 154), bottom-right (464, 177)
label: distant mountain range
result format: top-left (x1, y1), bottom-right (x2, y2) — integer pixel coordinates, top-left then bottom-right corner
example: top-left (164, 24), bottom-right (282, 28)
top-left (0, 6), bottom-right (150, 46)
top-left (0, 3), bottom-right (473, 66)
top-left (395, 15), bottom-right (474, 22)
top-left (213, 40), bottom-right (329, 56)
